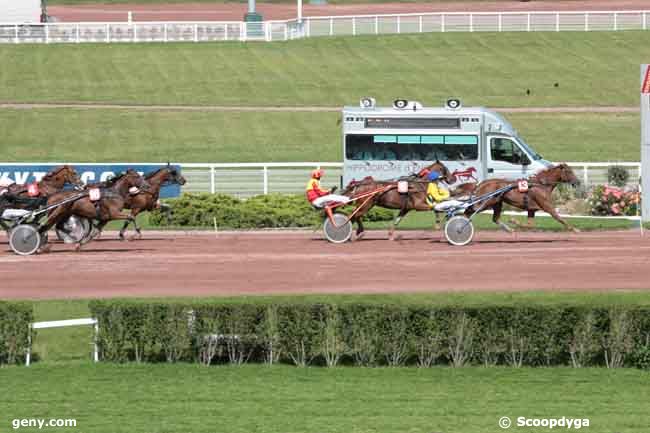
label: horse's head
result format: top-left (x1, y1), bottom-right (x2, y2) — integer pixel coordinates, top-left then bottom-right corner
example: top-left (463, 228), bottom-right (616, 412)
top-left (43, 165), bottom-right (83, 189)
top-left (534, 163), bottom-right (579, 187)
top-left (167, 166), bottom-right (186, 186)
top-left (418, 161), bottom-right (456, 184)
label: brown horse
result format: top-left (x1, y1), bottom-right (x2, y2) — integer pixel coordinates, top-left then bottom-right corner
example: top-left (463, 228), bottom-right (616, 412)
top-left (341, 161), bottom-right (457, 240)
top-left (464, 163), bottom-right (580, 232)
top-left (119, 165), bottom-right (186, 240)
top-left (5, 165), bottom-right (83, 198)
top-left (41, 170), bottom-right (150, 250)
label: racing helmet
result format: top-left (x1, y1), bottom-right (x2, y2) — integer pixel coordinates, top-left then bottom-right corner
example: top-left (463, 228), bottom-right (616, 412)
top-left (311, 169), bottom-right (324, 179)
top-left (427, 171), bottom-right (441, 182)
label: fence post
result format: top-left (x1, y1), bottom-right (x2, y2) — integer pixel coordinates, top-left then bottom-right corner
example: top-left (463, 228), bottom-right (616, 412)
top-left (76, 23), bottom-right (80, 43)
top-left (14, 24), bottom-right (18, 43)
top-left (644, 12), bottom-right (647, 30)
top-left (469, 13), bottom-right (473, 32)
top-left (441, 14), bottom-right (445, 32)
top-left (210, 166), bottom-right (216, 194)
top-left (106, 23), bottom-right (110, 42)
top-left (375, 16), bottom-right (379, 34)
top-left (329, 17), bottom-right (333, 36)
top-left (396, 16), bottom-right (400, 34)
top-left (583, 164), bottom-right (589, 187)
top-left (614, 12), bottom-right (618, 31)
top-left (306, 18), bottom-right (310, 37)
top-left (263, 166), bottom-right (269, 194)
top-left (194, 24), bottom-right (198, 42)
top-left (585, 12), bottom-right (589, 31)
top-left (352, 17), bottom-right (356, 36)
top-left (498, 13), bottom-right (502, 32)
top-left (225, 24), bottom-right (229, 41)
top-left (527, 12), bottom-right (531, 31)
top-left (93, 322), bottom-right (99, 362)
top-left (283, 23), bottom-right (288, 40)
top-left (45, 24), bottom-right (49, 44)
top-left (133, 23), bottom-right (137, 42)
top-left (556, 13), bottom-right (560, 31)
top-left (164, 23), bottom-right (168, 42)
top-left (419, 15), bottom-right (423, 33)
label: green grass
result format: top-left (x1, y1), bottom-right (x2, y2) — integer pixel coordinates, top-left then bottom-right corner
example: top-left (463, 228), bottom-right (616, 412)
top-left (1, 32), bottom-right (648, 107)
top-left (0, 109), bottom-right (640, 162)
top-left (1, 363), bottom-right (649, 433)
top-left (363, 211), bottom-right (641, 231)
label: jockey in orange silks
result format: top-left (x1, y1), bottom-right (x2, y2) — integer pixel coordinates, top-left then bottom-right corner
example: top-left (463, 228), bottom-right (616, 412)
top-left (306, 169), bottom-right (350, 208)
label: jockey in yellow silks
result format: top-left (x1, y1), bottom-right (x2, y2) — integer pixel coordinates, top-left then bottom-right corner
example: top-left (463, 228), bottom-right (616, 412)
top-left (425, 170), bottom-right (450, 207)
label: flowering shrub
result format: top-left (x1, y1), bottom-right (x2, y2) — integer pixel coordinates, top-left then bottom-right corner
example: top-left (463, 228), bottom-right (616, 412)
top-left (589, 185), bottom-right (640, 216)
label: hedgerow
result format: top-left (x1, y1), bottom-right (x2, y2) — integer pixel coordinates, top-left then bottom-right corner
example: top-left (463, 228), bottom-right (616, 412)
top-left (148, 193), bottom-right (395, 228)
top-left (0, 302), bottom-right (33, 365)
top-left (89, 301), bottom-right (650, 369)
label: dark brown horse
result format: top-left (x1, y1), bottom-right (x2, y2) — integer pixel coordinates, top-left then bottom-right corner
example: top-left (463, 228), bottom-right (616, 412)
top-left (4, 165), bottom-right (83, 198)
top-left (464, 163), bottom-right (580, 232)
top-left (341, 161), bottom-right (456, 240)
top-left (41, 170), bottom-right (150, 250)
top-left (119, 165), bottom-right (186, 239)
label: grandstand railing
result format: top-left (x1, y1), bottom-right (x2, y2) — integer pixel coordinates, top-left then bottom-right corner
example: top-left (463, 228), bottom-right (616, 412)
top-left (1, 10), bottom-right (648, 44)
top-left (178, 161), bottom-right (642, 198)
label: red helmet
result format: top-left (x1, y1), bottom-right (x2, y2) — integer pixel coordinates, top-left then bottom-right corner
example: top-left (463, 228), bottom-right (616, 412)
top-left (311, 169), bottom-right (324, 179)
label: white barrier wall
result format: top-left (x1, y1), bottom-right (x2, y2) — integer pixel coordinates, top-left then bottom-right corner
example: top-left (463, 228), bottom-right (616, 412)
top-left (0, 0), bottom-right (40, 23)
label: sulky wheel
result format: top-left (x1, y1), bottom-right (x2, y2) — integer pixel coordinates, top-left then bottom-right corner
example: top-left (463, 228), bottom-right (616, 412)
top-left (56, 216), bottom-right (91, 244)
top-left (444, 215), bottom-right (474, 246)
top-left (9, 224), bottom-right (42, 256)
top-left (323, 213), bottom-right (353, 244)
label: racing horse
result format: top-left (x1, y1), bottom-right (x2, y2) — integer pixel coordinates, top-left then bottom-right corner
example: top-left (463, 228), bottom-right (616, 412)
top-left (0, 165), bottom-right (83, 231)
top-left (41, 170), bottom-right (150, 251)
top-left (464, 163), bottom-right (580, 233)
top-left (118, 165), bottom-right (186, 240)
top-left (2, 165), bottom-right (83, 198)
top-left (341, 161), bottom-right (457, 240)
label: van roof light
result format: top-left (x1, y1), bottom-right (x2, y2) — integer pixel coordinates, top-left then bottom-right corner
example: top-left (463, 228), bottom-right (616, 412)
top-left (360, 97), bottom-right (376, 109)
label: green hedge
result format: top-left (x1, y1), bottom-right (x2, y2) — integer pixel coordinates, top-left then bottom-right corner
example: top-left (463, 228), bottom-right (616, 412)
top-left (0, 302), bottom-right (33, 365)
top-left (148, 193), bottom-right (395, 229)
top-left (89, 301), bottom-right (650, 369)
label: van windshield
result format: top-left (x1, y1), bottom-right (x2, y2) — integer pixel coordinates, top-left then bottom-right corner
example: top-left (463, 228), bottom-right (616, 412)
top-left (516, 136), bottom-right (542, 161)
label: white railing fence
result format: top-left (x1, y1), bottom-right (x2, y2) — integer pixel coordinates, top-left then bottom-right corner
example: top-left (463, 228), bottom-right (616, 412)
top-left (1, 10), bottom-right (647, 44)
top-left (178, 161), bottom-right (641, 198)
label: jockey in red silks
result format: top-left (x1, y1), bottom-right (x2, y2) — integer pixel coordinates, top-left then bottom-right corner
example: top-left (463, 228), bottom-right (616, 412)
top-left (305, 169), bottom-right (350, 208)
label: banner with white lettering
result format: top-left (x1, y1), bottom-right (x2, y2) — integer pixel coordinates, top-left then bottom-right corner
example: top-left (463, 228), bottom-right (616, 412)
top-left (0, 164), bottom-right (182, 198)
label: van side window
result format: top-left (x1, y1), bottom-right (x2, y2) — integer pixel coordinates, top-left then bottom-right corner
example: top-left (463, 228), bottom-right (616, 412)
top-left (490, 138), bottom-right (527, 164)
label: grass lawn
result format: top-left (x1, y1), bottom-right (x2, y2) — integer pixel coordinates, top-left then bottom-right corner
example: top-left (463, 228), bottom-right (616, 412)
top-left (0, 109), bottom-right (639, 162)
top-left (1, 32), bottom-right (647, 107)
top-left (0, 363), bottom-right (648, 433)
top-left (363, 210), bottom-right (642, 231)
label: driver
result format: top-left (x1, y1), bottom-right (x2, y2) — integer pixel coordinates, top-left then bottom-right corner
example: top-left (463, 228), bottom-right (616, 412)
top-left (306, 169), bottom-right (350, 208)
top-left (425, 171), bottom-right (466, 210)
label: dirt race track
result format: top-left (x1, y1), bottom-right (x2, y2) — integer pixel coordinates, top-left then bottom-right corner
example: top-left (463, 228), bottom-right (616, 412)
top-left (48, 0), bottom-right (649, 22)
top-left (1, 229), bottom-right (650, 299)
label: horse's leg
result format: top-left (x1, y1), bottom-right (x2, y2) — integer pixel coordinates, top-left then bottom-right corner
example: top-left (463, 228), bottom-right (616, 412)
top-left (119, 209), bottom-right (142, 240)
top-left (535, 198), bottom-right (580, 233)
top-left (492, 201), bottom-right (513, 233)
top-left (389, 209), bottom-right (409, 241)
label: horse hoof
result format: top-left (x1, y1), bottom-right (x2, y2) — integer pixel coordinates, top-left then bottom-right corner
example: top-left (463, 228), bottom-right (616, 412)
top-left (572, 227), bottom-right (581, 233)
top-left (39, 245), bottom-right (51, 254)
top-left (74, 244), bottom-right (82, 252)
top-left (354, 232), bottom-right (365, 241)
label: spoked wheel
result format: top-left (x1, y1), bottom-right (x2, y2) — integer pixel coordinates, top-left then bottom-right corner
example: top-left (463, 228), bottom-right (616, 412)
top-left (55, 216), bottom-right (92, 244)
top-left (323, 213), bottom-right (353, 244)
top-left (444, 215), bottom-right (474, 246)
top-left (9, 224), bottom-right (42, 256)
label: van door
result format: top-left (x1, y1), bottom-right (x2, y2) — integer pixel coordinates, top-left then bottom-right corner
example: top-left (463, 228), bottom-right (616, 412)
top-left (487, 136), bottom-right (532, 180)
